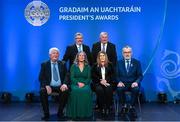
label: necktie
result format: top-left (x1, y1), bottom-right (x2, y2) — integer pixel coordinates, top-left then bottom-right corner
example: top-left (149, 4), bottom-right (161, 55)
top-left (102, 44), bottom-right (106, 52)
top-left (53, 63), bottom-right (59, 81)
top-left (78, 45), bottom-right (82, 52)
top-left (126, 60), bottom-right (130, 73)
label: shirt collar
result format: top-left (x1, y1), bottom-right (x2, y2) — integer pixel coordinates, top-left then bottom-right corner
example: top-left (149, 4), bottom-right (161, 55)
top-left (125, 59), bottom-right (131, 62)
top-left (101, 43), bottom-right (107, 46)
top-left (51, 61), bottom-right (58, 64)
top-left (76, 44), bottom-right (82, 48)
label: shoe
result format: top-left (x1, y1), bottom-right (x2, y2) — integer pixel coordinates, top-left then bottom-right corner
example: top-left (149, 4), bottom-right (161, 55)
top-left (120, 106), bottom-right (128, 116)
top-left (106, 108), bottom-right (110, 115)
top-left (95, 104), bottom-right (100, 111)
top-left (101, 108), bottom-right (105, 116)
top-left (57, 112), bottom-right (64, 118)
top-left (129, 107), bottom-right (137, 118)
top-left (41, 113), bottom-right (49, 121)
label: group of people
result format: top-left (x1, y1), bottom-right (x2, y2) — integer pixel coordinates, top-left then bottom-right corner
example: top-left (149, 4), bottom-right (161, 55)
top-left (39, 32), bottom-right (143, 120)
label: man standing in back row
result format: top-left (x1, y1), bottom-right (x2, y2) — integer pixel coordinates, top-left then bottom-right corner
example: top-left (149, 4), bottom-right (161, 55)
top-left (62, 32), bottom-right (92, 70)
top-left (92, 32), bottom-right (117, 66)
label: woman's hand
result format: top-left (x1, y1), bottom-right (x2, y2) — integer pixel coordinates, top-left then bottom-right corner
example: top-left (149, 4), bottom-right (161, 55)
top-left (78, 82), bottom-right (85, 88)
top-left (100, 79), bottom-right (110, 87)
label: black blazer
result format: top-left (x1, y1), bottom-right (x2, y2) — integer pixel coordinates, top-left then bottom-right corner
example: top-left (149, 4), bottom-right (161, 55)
top-left (92, 42), bottom-right (117, 65)
top-left (116, 58), bottom-right (143, 84)
top-left (91, 63), bottom-right (116, 86)
top-left (62, 44), bottom-right (92, 69)
top-left (39, 60), bottom-right (68, 87)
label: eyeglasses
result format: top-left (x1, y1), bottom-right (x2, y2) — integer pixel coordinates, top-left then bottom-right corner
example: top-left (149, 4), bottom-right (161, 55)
top-left (123, 51), bottom-right (131, 54)
top-left (76, 37), bottom-right (82, 39)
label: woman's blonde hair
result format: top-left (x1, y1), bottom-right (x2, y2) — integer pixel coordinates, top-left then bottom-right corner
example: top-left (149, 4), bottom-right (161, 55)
top-left (74, 51), bottom-right (88, 65)
top-left (96, 51), bottom-right (109, 67)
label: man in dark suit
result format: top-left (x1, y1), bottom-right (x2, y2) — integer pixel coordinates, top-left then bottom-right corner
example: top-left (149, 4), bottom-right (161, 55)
top-left (116, 45), bottom-right (143, 118)
top-left (39, 47), bottom-right (69, 120)
top-left (62, 32), bottom-right (92, 69)
top-left (92, 32), bottom-right (117, 66)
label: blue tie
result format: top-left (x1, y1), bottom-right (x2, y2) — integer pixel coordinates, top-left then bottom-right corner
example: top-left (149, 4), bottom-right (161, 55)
top-left (78, 45), bottom-right (82, 52)
top-left (126, 60), bottom-right (130, 73)
top-left (53, 63), bottom-right (59, 81)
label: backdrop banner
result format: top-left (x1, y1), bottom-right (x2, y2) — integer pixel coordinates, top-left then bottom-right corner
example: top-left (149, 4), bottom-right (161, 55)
top-left (0, 0), bottom-right (180, 101)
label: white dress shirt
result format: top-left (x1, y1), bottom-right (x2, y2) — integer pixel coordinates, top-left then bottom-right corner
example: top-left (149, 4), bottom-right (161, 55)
top-left (101, 66), bottom-right (106, 80)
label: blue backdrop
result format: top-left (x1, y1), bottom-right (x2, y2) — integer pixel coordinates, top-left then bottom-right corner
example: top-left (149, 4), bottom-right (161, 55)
top-left (1, 0), bottom-right (180, 101)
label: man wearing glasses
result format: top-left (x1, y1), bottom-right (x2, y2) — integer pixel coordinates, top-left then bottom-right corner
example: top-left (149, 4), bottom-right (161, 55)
top-left (62, 32), bottom-right (92, 70)
top-left (116, 45), bottom-right (143, 118)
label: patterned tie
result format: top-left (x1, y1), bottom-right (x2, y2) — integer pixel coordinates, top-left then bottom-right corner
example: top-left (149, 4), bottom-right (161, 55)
top-left (53, 63), bottom-right (59, 81)
top-left (126, 60), bottom-right (130, 73)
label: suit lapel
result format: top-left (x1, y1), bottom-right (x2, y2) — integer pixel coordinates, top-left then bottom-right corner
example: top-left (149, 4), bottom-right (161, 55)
top-left (82, 44), bottom-right (85, 52)
top-left (106, 42), bottom-right (109, 53)
top-left (97, 42), bottom-right (101, 52)
top-left (57, 61), bottom-right (62, 82)
top-left (128, 59), bottom-right (133, 74)
top-left (58, 61), bottom-right (61, 75)
top-left (105, 66), bottom-right (108, 76)
top-left (97, 66), bottom-right (102, 79)
top-left (47, 61), bottom-right (52, 81)
top-left (122, 59), bottom-right (127, 74)
top-left (73, 44), bottom-right (78, 53)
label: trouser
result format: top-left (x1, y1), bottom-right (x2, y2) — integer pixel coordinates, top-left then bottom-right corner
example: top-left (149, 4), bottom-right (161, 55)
top-left (95, 84), bottom-right (113, 109)
top-left (40, 86), bottom-right (69, 115)
top-left (117, 83), bottom-right (139, 106)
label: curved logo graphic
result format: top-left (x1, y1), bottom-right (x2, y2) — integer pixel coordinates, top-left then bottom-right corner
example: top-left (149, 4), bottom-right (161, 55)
top-left (157, 50), bottom-right (180, 100)
top-left (24, 0), bottom-right (50, 26)
top-left (160, 50), bottom-right (180, 79)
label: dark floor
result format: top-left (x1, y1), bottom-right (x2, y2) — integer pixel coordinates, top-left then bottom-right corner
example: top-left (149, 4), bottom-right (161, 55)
top-left (0, 102), bottom-right (180, 121)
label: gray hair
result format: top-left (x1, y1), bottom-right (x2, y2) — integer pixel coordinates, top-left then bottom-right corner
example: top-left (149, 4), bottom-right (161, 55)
top-left (99, 32), bottom-right (108, 38)
top-left (49, 47), bottom-right (59, 55)
top-left (74, 51), bottom-right (88, 65)
top-left (122, 45), bottom-right (132, 53)
top-left (74, 32), bottom-right (83, 39)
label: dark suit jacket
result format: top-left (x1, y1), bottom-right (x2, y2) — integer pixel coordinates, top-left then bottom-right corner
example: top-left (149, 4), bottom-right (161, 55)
top-left (92, 42), bottom-right (117, 65)
top-left (91, 63), bottom-right (116, 86)
top-left (62, 44), bottom-right (92, 69)
top-left (39, 60), bottom-right (68, 87)
top-left (116, 58), bottom-right (143, 84)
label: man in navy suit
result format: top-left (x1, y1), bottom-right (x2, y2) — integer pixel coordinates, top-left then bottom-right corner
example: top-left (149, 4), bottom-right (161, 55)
top-left (116, 45), bottom-right (143, 117)
top-left (39, 47), bottom-right (69, 120)
top-left (62, 32), bottom-right (92, 69)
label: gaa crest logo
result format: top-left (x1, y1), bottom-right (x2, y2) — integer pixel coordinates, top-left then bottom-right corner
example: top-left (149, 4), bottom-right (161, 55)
top-left (24, 0), bottom-right (50, 26)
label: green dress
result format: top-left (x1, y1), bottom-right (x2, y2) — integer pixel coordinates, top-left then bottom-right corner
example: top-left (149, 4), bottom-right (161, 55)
top-left (66, 64), bottom-right (92, 118)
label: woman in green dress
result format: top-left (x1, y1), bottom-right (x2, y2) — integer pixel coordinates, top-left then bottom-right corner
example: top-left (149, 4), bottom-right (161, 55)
top-left (66, 51), bottom-right (92, 119)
